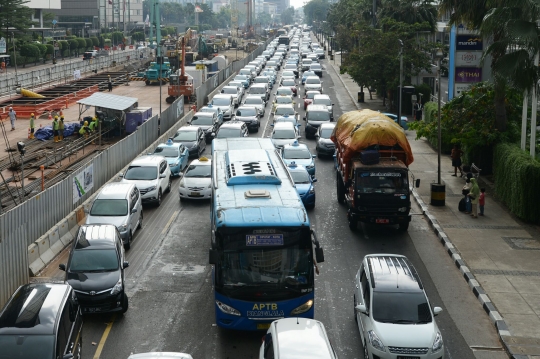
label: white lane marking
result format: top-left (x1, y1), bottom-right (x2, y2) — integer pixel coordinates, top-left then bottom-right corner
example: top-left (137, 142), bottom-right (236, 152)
top-left (161, 210), bottom-right (179, 235)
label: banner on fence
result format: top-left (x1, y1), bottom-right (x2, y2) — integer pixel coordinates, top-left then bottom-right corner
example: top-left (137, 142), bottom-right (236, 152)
top-left (73, 164), bottom-right (94, 204)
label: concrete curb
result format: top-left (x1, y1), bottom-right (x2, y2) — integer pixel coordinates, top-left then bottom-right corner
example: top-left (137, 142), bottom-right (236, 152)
top-left (327, 62), bottom-right (361, 111)
top-left (411, 189), bottom-right (523, 359)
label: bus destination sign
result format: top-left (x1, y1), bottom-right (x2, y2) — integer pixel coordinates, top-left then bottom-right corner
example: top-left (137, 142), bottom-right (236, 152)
top-left (246, 234), bottom-right (284, 246)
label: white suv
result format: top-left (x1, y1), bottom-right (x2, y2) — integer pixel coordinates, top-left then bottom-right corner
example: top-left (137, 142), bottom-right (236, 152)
top-left (354, 254), bottom-right (444, 359)
top-left (120, 155), bottom-right (172, 207)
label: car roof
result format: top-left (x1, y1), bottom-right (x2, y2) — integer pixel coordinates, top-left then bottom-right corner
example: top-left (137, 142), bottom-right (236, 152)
top-left (307, 104), bottom-right (328, 111)
top-left (0, 283), bottom-right (71, 335)
top-left (220, 121), bottom-right (245, 128)
top-left (276, 104), bottom-right (295, 109)
top-left (245, 95), bottom-right (263, 100)
top-left (320, 122), bottom-right (336, 129)
top-left (201, 105), bottom-right (221, 112)
top-left (237, 106), bottom-right (257, 111)
top-left (193, 112), bottom-right (215, 117)
top-left (156, 141), bottom-right (183, 149)
top-left (190, 156), bottom-right (212, 166)
top-left (177, 126), bottom-right (200, 132)
top-left (222, 85), bottom-right (239, 90)
top-left (283, 141), bottom-right (309, 150)
top-left (273, 122), bottom-right (295, 129)
top-left (127, 352), bottom-right (193, 359)
top-left (271, 318), bottom-right (334, 359)
top-left (314, 94), bottom-right (330, 100)
top-left (76, 224), bottom-right (119, 249)
top-left (306, 75), bottom-right (320, 80)
top-left (97, 183), bottom-right (136, 200)
top-left (213, 94), bottom-right (232, 99)
top-left (287, 164), bottom-right (309, 173)
top-left (130, 155), bottom-right (166, 166)
top-left (364, 254), bottom-right (424, 292)
top-left (251, 83), bottom-right (267, 88)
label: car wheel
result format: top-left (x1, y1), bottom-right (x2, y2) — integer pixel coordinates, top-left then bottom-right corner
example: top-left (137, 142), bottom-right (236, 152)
top-left (166, 177), bottom-right (171, 193)
top-left (120, 294), bottom-right (129, 314)
top-left (354, 295), bottom-right (358, 322)
top-left (124, 231), bottom-right (132, 250)
top-left (156, 190), bottom-right (162, 207)
top-left (137, 210), bottom-right (143, 230)
top-left (363, 340), bottom-right (369, 359)
top-left (75, 339), bottom-right (82, 359)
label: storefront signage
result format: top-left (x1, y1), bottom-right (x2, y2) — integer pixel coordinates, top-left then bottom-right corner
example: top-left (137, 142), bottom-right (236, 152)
top-left (455, 67), bottom-right (482, 83)
top-left (455, 83), bottom-right (473, 97)
top-left (456, 35), bottom-right (483, 51)
top-left (455, 51), bottom-right (482, 67)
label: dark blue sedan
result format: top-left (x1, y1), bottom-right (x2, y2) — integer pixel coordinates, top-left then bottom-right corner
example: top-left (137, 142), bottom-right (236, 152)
top-left (288, 163), bottom-right (317, 209)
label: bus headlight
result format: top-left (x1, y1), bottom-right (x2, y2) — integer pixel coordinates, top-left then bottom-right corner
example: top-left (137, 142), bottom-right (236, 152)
top-left (290, 299), bottom-right (313, 315)
top-left (216, 301), bottom-right (241, 316)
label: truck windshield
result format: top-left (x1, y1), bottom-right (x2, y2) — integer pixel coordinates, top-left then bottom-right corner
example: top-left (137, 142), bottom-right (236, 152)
top-left (356, 172), bottom-right (408, 194)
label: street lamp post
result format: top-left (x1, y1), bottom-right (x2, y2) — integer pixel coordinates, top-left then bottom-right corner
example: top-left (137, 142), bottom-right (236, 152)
top-left (397, 39), bottom-right (403, 132)
top-left (431, 47), bottom-right (446, 206)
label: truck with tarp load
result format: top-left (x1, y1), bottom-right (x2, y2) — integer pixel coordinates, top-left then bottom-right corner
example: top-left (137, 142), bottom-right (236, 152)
top-left (331, 110), bottom-right (417, 231)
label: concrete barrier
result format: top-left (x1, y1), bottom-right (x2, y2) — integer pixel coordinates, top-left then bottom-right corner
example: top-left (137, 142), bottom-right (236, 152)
top-left (40, 228), bottom-right (58, 265)
top-left (49, 226), bottom-right (65, 257)
top-left (28, 243), bottom-right (45, 276)
top-left (58, 219), bottom-right (71, 247)
top-left (67, 212), bottom-right (80, 239)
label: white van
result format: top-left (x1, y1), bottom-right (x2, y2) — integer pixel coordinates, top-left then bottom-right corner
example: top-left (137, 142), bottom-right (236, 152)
top-left (259, 318), bottom-right (338, 359)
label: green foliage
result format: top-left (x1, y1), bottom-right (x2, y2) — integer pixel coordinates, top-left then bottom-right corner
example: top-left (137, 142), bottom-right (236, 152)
top-left (45, 44), bottom-right (54, 55)
top-left (98, 35), bottom-right (105, 48)
top-left (493, 143), bottom-right (540, 223)
top-left (161, 29), bottom-right (168, 37)
top-left (304, 0), bottom-right (330, 25)
top-left (111, 31), bottom-right (123, 44)
top-left (104, 38), bottom-right (112, 47)
top-left (0, 0), bottom-right (35, 38)
top-left (58, 40), bottom-right (67, 50)
top-left (132, 32), bottom-right (145, 42)
top-left (76, 38), bottom-right (86, 50)
top-left (85, 38), bottom-right (93, 49)
top-left (422, 102), bottom-right (437, 123)
top-left (414, 83), bottom-right (431, 105)
top-left (90, 36), bottom-right (99, 47)
top-left (281, 7), bottom-right (295, 25)
top-left (165, 26), bottom-right (176, 36)
top-left (35, 43), bottom-right (47, 57)
top-left (68, 39), bottom-right (79, 55)
top-left (19, 43), bottom-right (40, 58)
top-left (409, 82), bottom-right (522, 156)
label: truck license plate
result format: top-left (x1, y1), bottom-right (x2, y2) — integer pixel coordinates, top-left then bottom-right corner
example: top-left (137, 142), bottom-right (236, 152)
top-left (376, 218), bottom-right (389, 224)
top-left (257, 323), bottom-right (271, 330)
top-left (85, 307), bottom-right (101, 313)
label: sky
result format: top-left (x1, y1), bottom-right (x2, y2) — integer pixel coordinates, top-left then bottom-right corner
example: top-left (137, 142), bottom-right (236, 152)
top-left (290, 0), bottom-right (306, 10)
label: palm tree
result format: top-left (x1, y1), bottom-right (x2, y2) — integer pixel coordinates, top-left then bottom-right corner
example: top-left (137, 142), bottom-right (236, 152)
top-left (379, 0), bottom-right (438, 30)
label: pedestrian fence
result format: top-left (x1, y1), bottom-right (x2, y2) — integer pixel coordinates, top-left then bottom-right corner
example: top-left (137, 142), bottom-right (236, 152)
top-left (0, 39), bottom-right (273, 307)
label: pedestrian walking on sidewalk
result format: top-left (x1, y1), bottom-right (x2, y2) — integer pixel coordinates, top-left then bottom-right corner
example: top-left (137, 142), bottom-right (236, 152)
top-left (29, 113), bottom-right (35, 139)
top-left (0, 60), bottom-right (5, 73)
top-left (8, 107), bottom-right (16, 130)
top-left (451, 144), bottom-right (464, 177)
top-left (463, 179), bottom-right (472, 214)
top-left (59, 115), bottom-right (65, 141)
top-left (468, 178), bottom-right (480, 218)
top-left (479, 188), bottom-right (486, 216)
top-left (413, 101), bottom-right (422, 120)
top-left (107, 75), bottom-right (113, 92)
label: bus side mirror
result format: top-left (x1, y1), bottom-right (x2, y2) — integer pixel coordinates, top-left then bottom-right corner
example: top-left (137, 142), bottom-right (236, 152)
top-left (315, 247), bottom-right (324, 263)
top-left (209, 249), bottom-right (218, 264)
top-left (415, 178), bottom-right (421, 188)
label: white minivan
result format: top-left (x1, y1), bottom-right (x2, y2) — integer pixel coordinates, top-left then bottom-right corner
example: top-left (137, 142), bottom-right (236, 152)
top-left (259, 318), bottom-right (338, 359)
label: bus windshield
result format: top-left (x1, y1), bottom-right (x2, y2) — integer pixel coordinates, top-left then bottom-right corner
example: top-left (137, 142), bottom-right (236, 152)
top-left (216, 227), bottom-right (313, 299)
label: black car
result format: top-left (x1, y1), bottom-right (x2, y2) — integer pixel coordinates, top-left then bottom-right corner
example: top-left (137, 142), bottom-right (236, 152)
top-left (188, 112), bottom-right (219, 142)
top-left (315, 122), bottom-right (336, 157)
top-left (60, 224), bottom-right (129, 315)
top-left (309, 63), bottom-right (323, 77)
top-left (233, 106), bottom-right (261, 132)
top-left (172, 126), bottom-right (206, 157)
top-left (0, 283), bottom-right (83, 359)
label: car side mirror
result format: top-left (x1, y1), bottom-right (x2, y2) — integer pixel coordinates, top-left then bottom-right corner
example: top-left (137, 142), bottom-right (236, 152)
top-left (209, 249), bottom-right (218, 264)
top-left (59, 263), bottom-right (66, 271)
top-left (123, 261), bottom-right (130, 269)
top-left (355, 304), bottom-right (368, 315)
top-left (312, 178), bottom-right (318, 183)
top-left (312, 154), bottom-right (317, 158)
top-left (63, 354), bottom-right (74, 359)
top-left (118, 173), bottom-right (124, 178)
top-left (160, 174), bottom-right (167, 178)
top-left (433, 307), bottom-right (443, 316)
top-left (187, 121), bottom-right (191, 125)
top-left (131, 208), bottom-right (138, 214)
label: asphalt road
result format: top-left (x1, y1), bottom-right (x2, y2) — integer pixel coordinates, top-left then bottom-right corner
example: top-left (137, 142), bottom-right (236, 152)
top-left (42, 44), bottom-right (505, 359)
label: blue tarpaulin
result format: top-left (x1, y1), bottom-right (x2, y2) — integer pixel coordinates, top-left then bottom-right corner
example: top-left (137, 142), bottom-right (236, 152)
top-left (34, 123), bottom-right (81, 141)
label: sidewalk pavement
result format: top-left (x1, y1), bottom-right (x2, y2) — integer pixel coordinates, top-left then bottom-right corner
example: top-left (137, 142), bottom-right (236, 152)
top-left (326, 48), bottom-right (540, 359)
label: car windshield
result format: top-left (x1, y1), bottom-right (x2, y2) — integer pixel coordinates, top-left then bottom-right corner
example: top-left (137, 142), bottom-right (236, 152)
top-left (290, 170), bottom-right (311, 184)
top-left (255, 77), bottom-right (269, 83)
top-left (236, 108), bottom-right (257, 116)
top-left (90, 199), bottom-right (128, 216)
top-left (124, 166), bottom-right (157, 180)
top-left (320, 128), bottom-right (334, 138)
top-left (283, 148), bottom-right (312, 159)
top-left (282, 71), bottom-right (295, 77)
top-left (0, 335), bottom-right (54, 359)
top-left (174, 131), bottom-right (197, 141)
top-left (235, 76), bottom-right (248, 81)
top-left (69, 249), bottom-right (119, 272)
top-left (267, 62), bottom-right (276, 66)
top-left (212, 98), bottom-right (231, 106)
top-left (372, 291), bottom-right (432, 324)
top-left (314, 97), bottom-right (331, 106)
top-left (250, 87), bottom-right (266, 94)
top-left (308, 111), bottom-right (330, 121)
top-left (154, 146), bottom-right (180, 157)
top-left (310, 64), bottom-right (322, 70)
top-left (303, 60), bottom-right (312, 65)
top-left (275, 118), bottom-right (296, 126)
top-left (275, 107), bottom-right (294, 115)
top-left (303, 72), bottom-right (315, 78)
top-left (222, 88), bottom-right (237, 94)
top-left (356, 172), bottom-right (409, 194)
top-left (284, 65), bottom-right (296, 70)
top-left (277, 88), bottom-right (293, 95)
top-left (239, 70), bottom-right (251, 75)
top-left (217, 128), bottom-right (241, 138)
top-left (276, 97), bottom-right (292, 104)
top-left (185, 164), bottom-right (211, 178)
top-left (191, 116), bottom-right (214, 126)
top-left (306, 78), bottom-right (321, 85)
top-left (282, 79), bottom-right (296, 86)
top-left (245, 98), bottom-right (262, 105)
top-left (229, 82), bottom-right (243, 88)
top-left (273, 129), bottom-right (295, 139)
top-left (306, 92), bottom-right (319, 99)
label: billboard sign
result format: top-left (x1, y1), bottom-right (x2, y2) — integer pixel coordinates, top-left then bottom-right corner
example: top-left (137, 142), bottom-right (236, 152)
top-left (455, 83), bottom-right (473, 97)
top-left (456, 35), bottom-right (483, 51)
top-left (455, 51), bottom-right (482, 67)
top-left (455, 67), bottom-right (482, 83)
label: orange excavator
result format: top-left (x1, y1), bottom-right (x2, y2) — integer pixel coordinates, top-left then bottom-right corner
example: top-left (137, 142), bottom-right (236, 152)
top-left (166, 29), bottom-right (195, 104)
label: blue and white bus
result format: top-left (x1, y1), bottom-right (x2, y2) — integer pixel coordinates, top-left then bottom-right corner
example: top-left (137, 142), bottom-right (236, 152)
top-left (209, 138), bottom-right (325, 330)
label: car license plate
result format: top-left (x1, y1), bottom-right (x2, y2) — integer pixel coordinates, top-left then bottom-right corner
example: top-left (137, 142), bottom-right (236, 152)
top-left (85, 307), bottom-right (101, 313)
top-left (376, 218), bottom-right (390, 224)
top-left (190, 192), bottom-right (201, 196)
top-left (257, 323), bottom-right (271, 330)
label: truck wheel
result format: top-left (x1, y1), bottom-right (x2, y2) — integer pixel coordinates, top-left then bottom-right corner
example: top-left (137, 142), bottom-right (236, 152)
top-left (166, 96), bottom-right (175, 104)
top-left (398, 222), bottom-right (410, 231)
top-left (145, 80), bottom-right (150, 85)
top-left (336, 172), bottom-right (345, 204)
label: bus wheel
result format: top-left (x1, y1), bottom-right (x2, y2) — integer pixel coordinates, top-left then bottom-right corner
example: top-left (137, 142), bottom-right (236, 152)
top-left (336, 172), bottom-right (345, 204)
top-left (348, 211), bottom-right (357, 231)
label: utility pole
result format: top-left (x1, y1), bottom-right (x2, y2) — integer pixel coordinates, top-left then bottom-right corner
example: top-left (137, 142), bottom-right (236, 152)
top-left (372, 0), bottom-right (377, 27)
top-left (531, 53), bottom-right (539, 158)
top-left (397, 39), bottom-right (403, 133)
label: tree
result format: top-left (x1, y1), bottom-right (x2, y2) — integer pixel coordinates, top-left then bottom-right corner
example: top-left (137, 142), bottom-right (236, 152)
top-left (68, 38), bottom-right (79, 56)
top-left (256, 12), bottom-right (272, 27)
top-left (378, 0), bottom-right (437, 31)
top-left (132, 32), bottom-right (145, 42)
top-left (304, 0), bottom-right (330, 25)
top-left (90, 36), bottom-right (99, 47)
top-left (281, 7), bottom-right (295, 25)
top-left (19, 43), bottom-right (39, 66)
top-left (0, 0), bottom-right (35, 39)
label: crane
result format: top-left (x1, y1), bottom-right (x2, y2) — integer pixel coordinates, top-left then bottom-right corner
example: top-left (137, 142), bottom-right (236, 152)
top-left (166, 29), bottom-right (195, 104)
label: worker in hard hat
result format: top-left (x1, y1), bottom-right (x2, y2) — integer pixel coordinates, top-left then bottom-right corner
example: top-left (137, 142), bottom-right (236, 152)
top-left (59, 115), bottom-right (65, 141)
top-left (88, 116), bottom-right (99, 144)
top-left (79, 121), bottom-right (90, 139)
top-left (29, 113), bottom-right (35, 139)
top-left (52, 115), bottom-right (60, 142)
